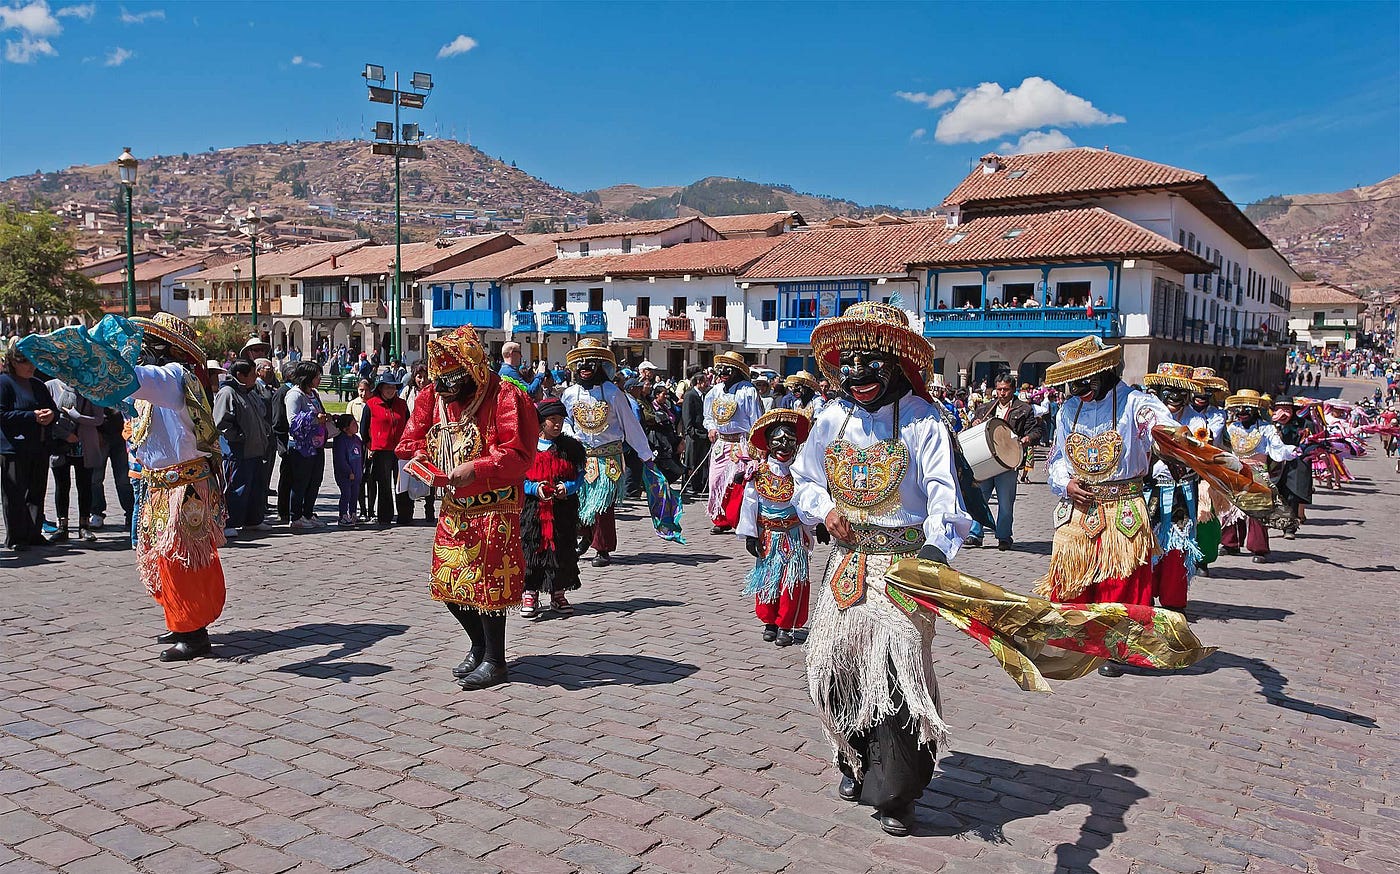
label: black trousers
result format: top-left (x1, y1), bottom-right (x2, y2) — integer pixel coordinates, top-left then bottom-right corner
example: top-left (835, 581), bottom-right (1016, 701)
top-left (835, 669), bottom-right (936, 815)
top-left (51, 457), bottom-right (94, 525)
top-left (276, 453), bottom-right (292, 520)
top-left (284, 450), bottom-right (324, 520)
top-left (683, 436), bottom-right (710, 496)
top-left (368, 450), bottom-right (410, 523)
top-left (1, 453), bottom-right (47, 547)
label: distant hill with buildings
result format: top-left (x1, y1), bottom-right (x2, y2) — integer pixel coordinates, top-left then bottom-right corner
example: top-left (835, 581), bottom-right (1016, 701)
top-left (586, 176), bottom-right (911, 222)
top-left (0, 139), bottom-right (609, 258)
top-left (1248, 173), bottom-right (1400, 293)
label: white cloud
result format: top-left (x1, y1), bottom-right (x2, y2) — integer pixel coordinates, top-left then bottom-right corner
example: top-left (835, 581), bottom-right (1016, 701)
top-left (56, 3), bottom-right (93, 19)
top-left (291, 54), bottom-right (321, 68)
top-left (437, 33), bottom-right (477, 58)
top-left (933, 76), bottom-right (1124, 144)
top-left (996, 129), bottom-right (1076, 155)
top-left (910, 128), bottom-right (927, 141)
top-left (5, 33), bottom-right (53, 61)
top-left (103, 45), bottom-right (131, 65)
top-left (895, 89), bottom-right (958, 109)
top-left (1, 1), bottom-right (61, 36)
top-left (118, 6), bottom-right (163, 24)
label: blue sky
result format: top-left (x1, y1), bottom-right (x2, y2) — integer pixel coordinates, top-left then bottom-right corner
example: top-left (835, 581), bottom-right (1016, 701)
top-left (1, 1), bottom-right (1397, 207)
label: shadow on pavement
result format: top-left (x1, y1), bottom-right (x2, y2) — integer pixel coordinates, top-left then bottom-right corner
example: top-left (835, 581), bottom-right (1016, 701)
top-left (532, 597), bottom-right (683, 622)
top-left (509, 653), bottom-right (699, 689)
top-left (917, 753), bottom-right (1145, 873)
top-left (1136, 650), bottom-right (1378, 727)
top-left (615, 551), bottom-right (727, 567)
top-left (1264, 550), bottom-right (1396, 574)
top-left (1186, 600), bottom-right (1294, 623)
top-left (214, 621), bottom-right (409, 682)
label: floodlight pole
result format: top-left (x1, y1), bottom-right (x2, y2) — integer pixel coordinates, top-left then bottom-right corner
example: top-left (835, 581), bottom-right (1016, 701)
top-left (393, 71), bottom-right (402, 364)
top-left (250, 224), bottom-right (258, 332)
top-left (124, 185), bottom-right (136, 317)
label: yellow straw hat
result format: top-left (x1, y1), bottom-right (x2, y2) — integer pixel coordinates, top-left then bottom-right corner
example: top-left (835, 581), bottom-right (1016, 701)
top-left (1143, 362), bottom-right (1202, 392)
top-left (1044, 336), bottom-right (1122, 386)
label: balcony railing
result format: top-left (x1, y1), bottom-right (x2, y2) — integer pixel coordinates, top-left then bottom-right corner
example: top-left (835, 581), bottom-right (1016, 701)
top-left (658, 315), bottom-right (694, 341)
top-left (541, 311), bottom-right (575, 333)
top-left (305, 300), bottom-right (349, 320)
top-left (100, 297), bottom-right (156, 315)
top-left (627, 316), bottom-right (652, 339)
top-left (579, 310), bottom-right (607, 335)
top-left (703, 316), bottom-right (729, 342)
top-left (777, 317), bottom-right (818, 344)
top-left (512, 311), bottom-right (538, 333)
top-left (922, 306), bottom-right (1120, 338)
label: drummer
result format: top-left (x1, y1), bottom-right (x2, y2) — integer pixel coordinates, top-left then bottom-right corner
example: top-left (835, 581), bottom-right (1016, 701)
top-left (964, 373), bottom-right (1042, 550)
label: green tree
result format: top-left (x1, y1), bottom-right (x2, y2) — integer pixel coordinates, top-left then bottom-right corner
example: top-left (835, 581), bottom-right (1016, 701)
top-left (0, 203), bottom-right (100, 334)
top-left (193, 316), bottom-right (256, 360)
top-left (587, 209), bottom-right (604, 225)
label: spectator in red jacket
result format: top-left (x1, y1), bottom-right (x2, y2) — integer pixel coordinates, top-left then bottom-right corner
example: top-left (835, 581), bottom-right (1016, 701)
top-left (360, 372), bottom-right (411, 526)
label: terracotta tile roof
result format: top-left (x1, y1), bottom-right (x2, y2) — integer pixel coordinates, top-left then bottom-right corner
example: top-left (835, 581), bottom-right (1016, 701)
top-left (743, 207), bottom-right (1213, 280)
top-left (511, 237), bottom-right (784, 282)
top-left (742, 223), bottom-right (946, 280)
top-left (944, 148), bottom-right (1204, 206)
top-left (184, 240), bottom-right (370, 282)
top-left (910, 207), bottom-right (1213, 273)
top-left (943, 147), bottom-right (1273, 250)
top-left (552, 217), bottom-right (712, 241)
top-left (91, 254), bottom-right (210, 285)
top-left (702, 212), bottom-right (805, 238)
top-left (291, 234), bottom-right (516, 279)
top-left (1289, 281), bottom-right (1366, 307)
top-left (422, 244), bottom-right (559, 284)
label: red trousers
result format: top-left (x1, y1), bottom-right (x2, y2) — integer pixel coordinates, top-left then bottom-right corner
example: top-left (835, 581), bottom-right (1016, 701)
top-left (1153, 551), bottom-right (1189, 610)
top-left (755, 584), bottom-right (810, 631)
top-left (582, 508), bottom-right (617, 553)
top-left (153, 555), bottom-right (226, 633)
top-left (1061, 562), bottom-right (1154, 607)
top-left (1221, 517), bottom-right (1269, 556)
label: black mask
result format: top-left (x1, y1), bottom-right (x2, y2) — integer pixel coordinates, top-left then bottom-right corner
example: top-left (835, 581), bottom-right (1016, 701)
top-left (1191, 394), bottom-right (1211, 410)
top-left (573, 361), bottom-right (606, 388)
top-left (1235, 407), bottom-right (1259, 427)
top-left (1067, 369), bottom-right (1118, 403)
top-left (1153, 385), bottom-right (1189, 411)
top-left (795, 385), bottom-right (815, 405)
top-left (839, 348), bottom-right (907, 411)
top-left (766, 424), bottom-right (799, 463)
top-left (715, 365), bottom-right (744, 390)
top-left (434, 373), bottom-right (477, 405)
top-left (140, 337), bottom-right (171, 367)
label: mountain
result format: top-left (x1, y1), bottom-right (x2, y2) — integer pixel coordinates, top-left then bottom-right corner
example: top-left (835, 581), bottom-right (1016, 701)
top-left (585, 176), bottom-right (914, 222)
top-left (1247, 174), bottom-right (1400, 293)
top-left (0, 139), bottom-right (608, 254)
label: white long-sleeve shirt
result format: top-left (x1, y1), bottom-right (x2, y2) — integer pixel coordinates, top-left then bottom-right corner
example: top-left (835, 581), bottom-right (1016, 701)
top-left (702, 381), bottom-right (764, 436)
top-left (130, 363), bottom-right (203, 470)
top-left (1224, 421), bottom-right (1299, 464)
top-left (1183, 404), bottom-right (1227, 445)
top-left (791, 395), bottom-right (972, 560)
top-left (735, 458), bottom-right (807, 538)
top-left (561, 382), bottom-right (654, 461)
top-left (1046, 382), bottom-right (1172, 498)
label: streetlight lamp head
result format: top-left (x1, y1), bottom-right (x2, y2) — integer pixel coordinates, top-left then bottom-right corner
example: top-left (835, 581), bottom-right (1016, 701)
top-left (116, 147), bottom-right (138, 186)
top-left (411, 72), bottom-right (433, 91)
top-left (363, 64), bottom-right (385, 82)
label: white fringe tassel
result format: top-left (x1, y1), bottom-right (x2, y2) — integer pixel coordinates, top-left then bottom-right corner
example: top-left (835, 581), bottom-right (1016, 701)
top-left (804, 548), bottom-right (948, 771)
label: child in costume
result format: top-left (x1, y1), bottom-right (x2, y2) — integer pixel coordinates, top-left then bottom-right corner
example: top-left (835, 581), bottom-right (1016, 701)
top-left (738, 409), bottom-right (825, 647)
top-left (521, 398), bottom-right (586, 619)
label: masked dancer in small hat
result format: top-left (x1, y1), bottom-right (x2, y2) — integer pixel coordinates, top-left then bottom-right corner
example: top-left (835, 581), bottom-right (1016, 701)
top-left (703, 351), bottom-right (764, 533)
top-left (1269, 397), bottom-right (1313, 539)
top-left (738, 409), bottom-right (825, 648)
top-left (1142, 363), bottom-right (1206, 609)
top-left (1036, 336), bottom-right (1174, 677)
top-left (791, 302), bottom-right (972, 837)
top-left (397, 325), bottom-right (538, 690)
top-left (521, 398), bottom-right (586, 620)
top-left (1220, 389), bottom-right (1299, 562)
top-left (19, 314), bottom-right (227, 661)
top-left (785, 370), bottom-right (824, 421)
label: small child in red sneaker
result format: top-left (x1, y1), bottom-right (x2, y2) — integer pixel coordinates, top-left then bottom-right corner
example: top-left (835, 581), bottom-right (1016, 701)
top-left (521, 399), bottom-right (585, 619)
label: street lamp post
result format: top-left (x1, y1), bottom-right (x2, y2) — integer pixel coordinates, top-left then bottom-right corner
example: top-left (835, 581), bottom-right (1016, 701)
top-left (364, 64), bottom-right (432, 363)
top-left (245, 206), bottom-right (263, 335)
top-left (116, 147), bottom-right (139, 317)
top-left (232, 265), bottom-right (242, 318)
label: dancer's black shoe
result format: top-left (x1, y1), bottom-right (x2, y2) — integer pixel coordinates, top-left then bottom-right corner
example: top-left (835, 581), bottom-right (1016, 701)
top-left (159, 628), bottom-right (210, 662)
top-left (457, 661), bottom-right (508, 690)
top-left (838, 775), bottom-right (861, 802)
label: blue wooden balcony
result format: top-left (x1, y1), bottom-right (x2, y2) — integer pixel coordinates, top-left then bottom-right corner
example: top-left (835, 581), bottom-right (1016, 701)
top-left (922, 307), bottom-right (1119, 338)
top-left (578, 310), bottom-right (607, 335)
top-left (434, 308), bottom-right (502, 330)
top-left (777, 317), bottom-right (819, 344)
top-left (512, 311), bottom-right (538, 333)
top-left (432, 283), bottom-right (502, 330)
top-left (540, 311), bottom-right (575, 334)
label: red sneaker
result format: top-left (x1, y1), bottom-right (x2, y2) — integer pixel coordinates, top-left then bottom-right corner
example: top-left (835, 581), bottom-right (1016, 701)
top-left (521, 591), bottom-right (539, 618)
top-left (551, 593), bottom-right (574, 616)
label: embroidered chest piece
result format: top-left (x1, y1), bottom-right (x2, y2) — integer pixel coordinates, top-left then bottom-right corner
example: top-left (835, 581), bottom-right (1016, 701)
top-left (1229, 424), bottom-right (1264, 455)
top-left (755, 467), bottom-right (795, 503)
top-left (573, 398), bottom-right (611, 436)
top-left (1064, 430), bottom-right (1123, 482)
top-left (712, 396), bottom-right (738, 425)
top-left (823, 400), bottom-right (908, 518)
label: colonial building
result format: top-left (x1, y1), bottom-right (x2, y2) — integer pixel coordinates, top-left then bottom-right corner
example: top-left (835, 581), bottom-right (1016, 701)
top-left (1288, 281), bottom-right (1367, 351)
top-left (424, 242), bottom-right (559, 355)
top-left (90, 254), bottom-right (211, 319)
top-left (552, 217), bottom-right (720, 259)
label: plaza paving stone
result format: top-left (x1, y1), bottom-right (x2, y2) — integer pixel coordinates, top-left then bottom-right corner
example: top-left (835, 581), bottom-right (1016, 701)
top-left (2, 391), bottom-right (1396, 874)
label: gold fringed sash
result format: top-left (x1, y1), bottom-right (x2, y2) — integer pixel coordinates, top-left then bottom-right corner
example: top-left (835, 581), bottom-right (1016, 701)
top-left (885, 558), bottom-right (1216, 692)
top-left (1034, 495), bottom-right (1156, 600)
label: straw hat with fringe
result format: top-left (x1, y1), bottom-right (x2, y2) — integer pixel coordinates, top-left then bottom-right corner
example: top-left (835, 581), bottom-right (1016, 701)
top-left (1044, 336), bottom-right (1122, 387)
top-left (1224, 388), bottom-right (1266, 410)
top-left (1143, 362), bottom-right (1202, 393)
top-left (749, 408), bottom-right (811, 453)
top-left (131, 313), bottom-right (205, 367)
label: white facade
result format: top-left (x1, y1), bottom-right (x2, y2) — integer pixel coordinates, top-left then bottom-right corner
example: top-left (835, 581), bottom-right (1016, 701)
top-left (1289, 299), bottom-right (1365, 351)
top-left (554, 220), bottom-right (720, 259)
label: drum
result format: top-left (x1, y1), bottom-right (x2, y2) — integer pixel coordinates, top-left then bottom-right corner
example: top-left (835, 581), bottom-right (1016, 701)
top-left (959, 418), bottom-right (1022, 482)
